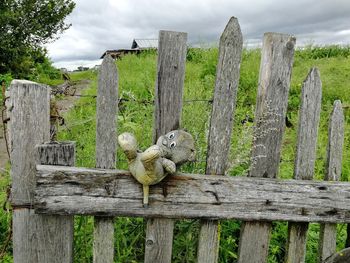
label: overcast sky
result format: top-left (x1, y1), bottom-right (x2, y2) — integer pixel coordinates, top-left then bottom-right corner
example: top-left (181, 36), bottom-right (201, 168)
top-left (47, 0), bottom-right (350, 70)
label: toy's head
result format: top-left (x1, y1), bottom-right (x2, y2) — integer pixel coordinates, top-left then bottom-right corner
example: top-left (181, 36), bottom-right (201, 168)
top-left (156, 130), bottom-right (196, 165)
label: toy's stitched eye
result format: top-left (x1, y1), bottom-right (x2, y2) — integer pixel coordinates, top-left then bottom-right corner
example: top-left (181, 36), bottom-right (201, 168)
top-left (168, 133), bottom-right (175, 139)
top-left (170, 141), bottom-right (176, 148)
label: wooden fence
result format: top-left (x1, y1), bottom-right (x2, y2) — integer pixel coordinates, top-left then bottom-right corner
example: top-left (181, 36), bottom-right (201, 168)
top-left (7, 17), bottom-right (350, 263)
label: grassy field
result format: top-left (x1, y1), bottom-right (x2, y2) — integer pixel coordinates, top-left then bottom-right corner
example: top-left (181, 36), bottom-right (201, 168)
top-left (1, 46), bottom-right (350, 262)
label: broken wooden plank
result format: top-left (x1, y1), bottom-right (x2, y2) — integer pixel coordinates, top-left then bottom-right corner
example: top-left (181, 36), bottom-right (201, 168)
top-left (35, 165), bottom-right (350, 223)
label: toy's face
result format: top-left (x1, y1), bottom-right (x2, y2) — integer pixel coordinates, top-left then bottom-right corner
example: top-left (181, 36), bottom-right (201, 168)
top-left (156, 130), bottom-right (196, 164)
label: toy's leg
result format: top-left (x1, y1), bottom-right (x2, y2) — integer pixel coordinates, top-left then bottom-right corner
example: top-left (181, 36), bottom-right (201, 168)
top-left (117, 132), bottom-right (138, 160)
top-left (143, 185), bottom-right (149, 208)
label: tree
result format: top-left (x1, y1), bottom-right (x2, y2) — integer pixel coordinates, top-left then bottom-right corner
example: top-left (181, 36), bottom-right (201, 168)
top-left (0, 0), bottom-right (75, 78)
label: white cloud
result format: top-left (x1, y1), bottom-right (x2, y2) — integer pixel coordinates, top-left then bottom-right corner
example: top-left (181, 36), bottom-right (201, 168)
top-left (47, 0), bottom-right (350, 70)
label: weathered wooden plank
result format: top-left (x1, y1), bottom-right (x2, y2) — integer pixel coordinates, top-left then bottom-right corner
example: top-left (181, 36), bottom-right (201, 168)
top-left (10, 80), bottom-right (50, 205)
top-left (145, 30), bottom-right (187, 263)
top-left (13, 209), bottom-right (74, 263)
top-left (9, 80), bottom-right (50, 263)
top-left (286, 68), bottom-right (322, 263)
top-left (293, 68), bottom-right (322, 181)
top-left (152, 30), bottom-right (187, 142)
top-left (37, 141), bottom-right (76, 166)
top-left (198, 16), bottom-right (243, 263)
top-left (145, 218), bottom-right (174, 262)
top-left (94, 54), bottom-right (118, 263)
top-left (324, 248), bottom-right (350, 263)
top-left (198, 220), bottom-right (220, 262)
top-left (28, 142), bottom-right (76, 263)
top-left (319, 100), bottom-right (344, 262)
top-left (238, 32), bottom-right (295, 263)
top-left (35, 165), bottom-right (350, 223)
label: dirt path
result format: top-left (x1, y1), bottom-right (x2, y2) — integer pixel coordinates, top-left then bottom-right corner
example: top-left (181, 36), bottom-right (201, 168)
top-left (0, 79), bottom-right (91, 170)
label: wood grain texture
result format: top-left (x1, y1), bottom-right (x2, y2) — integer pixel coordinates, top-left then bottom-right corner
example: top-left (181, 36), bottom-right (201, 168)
top-left (13, 209), bottom-right (74, 263)
top-left (205, 16), bottom-right (242, 175)
top-left (95, 54), bottom-right (118, 168)
top-left (198, 220), bottom-right (220, 262)
top-left (319, 100), bottom-right (344, 263)
top-left (144, 218), bottom-right (174, 263)
top-left (37, 141), bottom-right (76, 166)
top-left (93, 217), bottom-right (115, 263)
top-left (323, 248), bottom-right (350, 263)
top-left (94, 54), bottom-right (118, 263)
top-left (35, 165), bottom-right (350, 223)
top-left (10, 80), bottom-right (50, 205)
top-left (27, 142), bottom-right (76, 263)
top-left (238, 32), bottom-right (296, 263)
top-left (198, 17), bottom-right (243, 263)
top-left (325, 100), bottom-right (344, 182)
top-left (146, 30), bottom-right (187, 263)
top-left (152, 30), bottom-right (187, 142)
top-left (319, 224), bottom-right (338, 262)
top-left (238, 222), bottom-right (271, 262)
top-left (9, 80), bottom-right (50, 263)
top-left (293, 68), bottom-right (322, 180)
top-left (286, 68), bottom-right (322, 263)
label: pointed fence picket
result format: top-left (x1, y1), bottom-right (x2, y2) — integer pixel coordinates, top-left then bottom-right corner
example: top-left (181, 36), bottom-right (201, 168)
top-left (285, 68), bottom-right (322, 263)
top-left (7, 16), bottom-right (349, 263)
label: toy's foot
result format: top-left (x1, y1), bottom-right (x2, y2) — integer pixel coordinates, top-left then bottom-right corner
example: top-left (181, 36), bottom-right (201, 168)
top-left (118, 133), bottom-right (138, 159)
top-left (118, 133), bottom-right (137, 151)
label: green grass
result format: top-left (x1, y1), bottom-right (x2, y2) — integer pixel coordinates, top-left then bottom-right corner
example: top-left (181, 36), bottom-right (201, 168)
top-left (1, 46), bottom-right (350, 262)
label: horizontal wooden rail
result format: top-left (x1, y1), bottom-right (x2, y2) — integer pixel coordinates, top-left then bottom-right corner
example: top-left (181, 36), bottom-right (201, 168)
top-left (35, 165), bottom-right (350, 223)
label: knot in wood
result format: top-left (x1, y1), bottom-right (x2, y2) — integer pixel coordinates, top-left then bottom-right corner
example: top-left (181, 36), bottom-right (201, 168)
top-left (146, 239), bottom-right (154, 247)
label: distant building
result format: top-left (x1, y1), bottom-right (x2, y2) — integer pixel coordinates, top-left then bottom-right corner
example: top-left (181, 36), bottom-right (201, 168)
top-left (100, 38), bottom-right (158, 59)
top-left (100, 49), bottom-right (140, 59)
top-left (77, 66), bottom-right (89, 71)
top-left (60, 68), bottom-right (68, 73)
top-left (131, 39), bottom-right (158, 49)
top-left (93, 65), bottom-right (101, 70)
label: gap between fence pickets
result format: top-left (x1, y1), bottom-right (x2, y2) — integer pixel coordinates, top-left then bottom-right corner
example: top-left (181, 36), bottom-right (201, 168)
top-left (35, 164), bottom-right (350, 223)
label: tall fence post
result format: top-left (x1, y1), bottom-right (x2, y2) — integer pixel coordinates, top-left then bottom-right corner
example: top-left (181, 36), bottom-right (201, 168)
top-left (35, 141), bottom-right (76, 262)
top-left (237, 33), bottom-right (295, 263)
top-left (318, 100), bottom-right (344, 262)
top-left (93, 54), bottom-right (118, 263)
top-left (197, 17), bottom-right (242, 263)
top-left (145, 30), bottom-right (187, 263)
top-left (9, 80), bottom-right (50, 262)
top-left (285, 68), bottom-right (322, 263)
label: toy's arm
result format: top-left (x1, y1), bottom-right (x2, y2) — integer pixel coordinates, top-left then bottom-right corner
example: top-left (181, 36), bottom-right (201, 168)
top-left (161, 158), bottom-right (176, 174)
top-left (140, 145), bottom-right (161, 170)
top-left (118, 132), bottom-right (138, 161)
